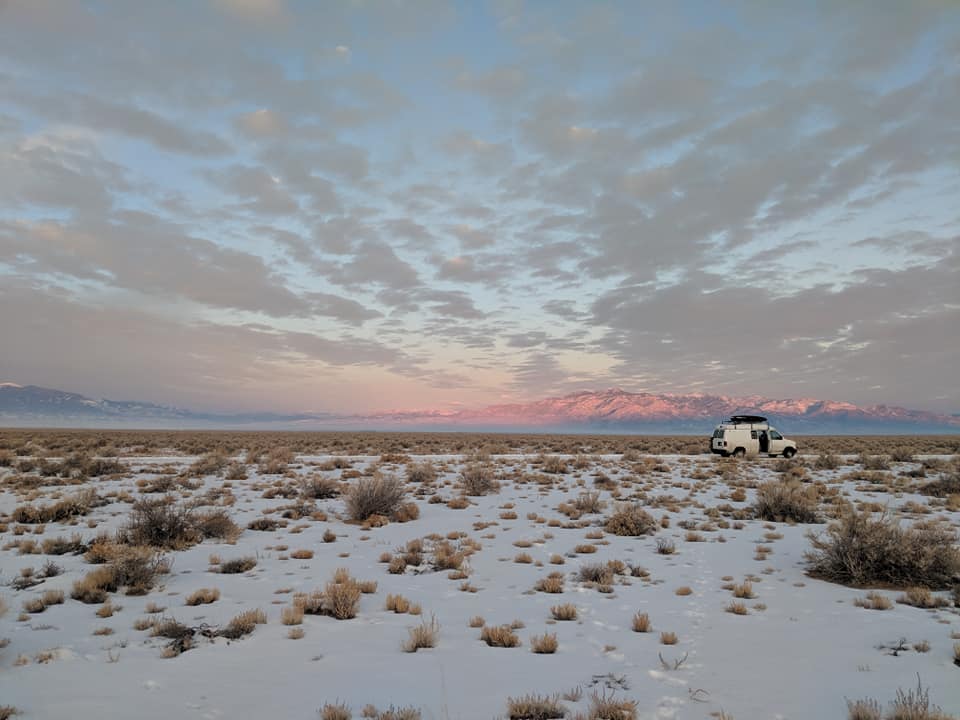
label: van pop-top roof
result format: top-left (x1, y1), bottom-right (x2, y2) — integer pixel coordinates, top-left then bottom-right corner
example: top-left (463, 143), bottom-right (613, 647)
top-left (727, 415), bottom-right (768, 424)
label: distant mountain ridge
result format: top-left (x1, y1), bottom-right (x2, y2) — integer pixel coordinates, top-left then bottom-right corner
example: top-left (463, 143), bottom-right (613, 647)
top-left (2, 383), bottom-right (956, 433)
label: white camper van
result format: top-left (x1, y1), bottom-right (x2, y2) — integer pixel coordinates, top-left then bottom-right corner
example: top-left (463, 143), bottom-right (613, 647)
top-left (710, 415), bottom-right (797, 458)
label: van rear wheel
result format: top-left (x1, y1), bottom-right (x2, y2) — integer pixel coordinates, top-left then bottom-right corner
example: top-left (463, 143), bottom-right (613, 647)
top-left (732, 448), bottom-right (745, 458)
top-left (783, 447), bottom-right (796, 459)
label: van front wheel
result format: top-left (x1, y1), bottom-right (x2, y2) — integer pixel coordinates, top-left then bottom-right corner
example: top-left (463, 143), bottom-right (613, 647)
top-left (732, 448), bottom-right (746, 458)
top-left (783, 447), bottom-right (796, 459)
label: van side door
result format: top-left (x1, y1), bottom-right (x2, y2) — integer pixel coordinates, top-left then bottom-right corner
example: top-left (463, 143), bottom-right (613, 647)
top-left (767, 429), bottom-right (786, 455)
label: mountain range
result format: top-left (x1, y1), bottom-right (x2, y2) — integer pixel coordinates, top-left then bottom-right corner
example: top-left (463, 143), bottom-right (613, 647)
top-left (1, 382), bottom-right (957, 433)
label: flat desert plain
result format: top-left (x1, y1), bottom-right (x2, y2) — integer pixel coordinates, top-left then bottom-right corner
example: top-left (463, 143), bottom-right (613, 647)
top-left (1, 433), bottom-right (959, 719)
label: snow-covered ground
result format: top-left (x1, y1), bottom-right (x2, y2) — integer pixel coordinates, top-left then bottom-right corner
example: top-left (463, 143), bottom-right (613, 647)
top-left (1, 451), bottom-right (958, 719)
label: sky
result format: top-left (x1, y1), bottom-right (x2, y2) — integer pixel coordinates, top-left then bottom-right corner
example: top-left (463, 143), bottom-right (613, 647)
top-left (0, 0), bottom-right (958, 415)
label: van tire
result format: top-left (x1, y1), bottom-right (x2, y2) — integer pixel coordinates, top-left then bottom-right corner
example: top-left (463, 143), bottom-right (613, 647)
top-left (783, 447), bottom-right (796, 459)
top-left (732, 448), bottom-right (745, 458)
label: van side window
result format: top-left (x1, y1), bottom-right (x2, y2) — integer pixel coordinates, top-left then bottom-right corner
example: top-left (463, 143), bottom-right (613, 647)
top-left (750, 431), bottom-right (758, 439)
top-left (769, 431), bottom-right (782, 440)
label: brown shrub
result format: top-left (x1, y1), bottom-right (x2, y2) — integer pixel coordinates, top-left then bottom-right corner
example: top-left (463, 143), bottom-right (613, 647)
top-left (535, 572), bottom-right (565, 594)
top-left (325, 577), bottom-right (362, 620)
top-left (401, 615), bottom-right (440, 652)
top-left (124, 497), bottom-right (200, 549)
top-left (631, 612), bottom-right (651, 632)
top-left (219, 556), bottom-right (257, 574)
top-left (460, 464), bottom-right (499, 496)
top-left (406, 463), bottom-right (437, 484)
top-left (605, 503), bottom-right (657, 536)
top-left (193, 510), bottom-right (241, 542)
top-left (753, 481), bottom-right (819, 523)
top-left (805, 510), bottom-right (960, 589)
top-left (185, 588), bottom-right (220, 606)
top-left (505, 694), bottom-right (566, 720)
top-left (530, 632), bottom-right (558, 654)
top-left (346, 474), bottom-right (406, 521)
top-left (551, 603), bottom-right (577, 621)
top-left (220, 608), bottom-right (267, 639)
top-left (480, 624), bottom-right (521, 647)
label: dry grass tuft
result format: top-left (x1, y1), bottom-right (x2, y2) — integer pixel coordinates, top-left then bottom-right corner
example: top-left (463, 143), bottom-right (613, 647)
top-left (325, 574), bottom-right (362, 620)
top-left (320, 702), bottom-right (352, 720)
top-left (401, 615), bottom-right (440, 652)
top-left (659, 631), bottom-right (678, 645)
top-left (854, 591), bottom-right (892, 610)
top-left (551, 603), bottom-right (578, 621)
top-left (219, 556), bottom-right (257, 574)
top-left (185, 588), bottom-right (220, 606)
top-left (480, 624), bottom-right (521, 648)
top-left (632, 612), bottom-right (651, 632)
top-left (220, 608), bottom-right (267, 639)
top-left (530, 632), bottom-right (558, 654)
top-left (726, 601), bottom-right (749, 615)
top-left (535, 572), bottom-right (565, 594)
top-left (505, 694), bottom-right (566, 720)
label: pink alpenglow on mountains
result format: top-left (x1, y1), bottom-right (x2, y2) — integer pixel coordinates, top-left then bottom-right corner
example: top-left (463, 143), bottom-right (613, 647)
top-left (360, 389), bottom-right (960, 431)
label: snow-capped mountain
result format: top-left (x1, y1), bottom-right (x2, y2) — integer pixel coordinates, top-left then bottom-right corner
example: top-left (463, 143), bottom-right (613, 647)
top-left (1, 383), bottom-right (957, 432)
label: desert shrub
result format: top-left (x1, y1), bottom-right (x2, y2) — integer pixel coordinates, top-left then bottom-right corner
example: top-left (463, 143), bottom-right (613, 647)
top-left (890, 448), bottom-right (916, 463)
top-left (124, 497), bottom-right (199, 549)
top-left (480, 624), bottom-right (521, 647)
top-left (71, 566), bottom-right (119, 603)
top-left (859, 454), bottom-right (891, 471)
top-left (401, 615), bottom-right (439, 652)
top-left (247, 517), bottom-right (280, 532)
top-left (542, 456), bottom-right (568, 474)
top-left (815, 453), bottom-right (841, 470)
top-left (300, 475), bottom-right (340, 499)
top-left (551, 603), bottom-right (578, 621)
top-left (806, 510), bottom-right (960, 589)
top-left (460, 464), bottom-right (499, 496)
top-left (574, 491), bottom-right (605, 514)
top-left (848, 677), bottom-right (956, 720)
top-left (753, 481), bottom-right (820, 523)
top-left (854, 591), bottom-right (893, 611)
top-left (505, 695), bottom-right (566, 720)
top-left (406, 463), bottom-right (437, 484)
top-left (194, 510), bottom-right (240, 542)
top-left (920, 471), bottom-right (960, 498)
top-left (224, 462), bottom-right (248, 481)
top-left (188, 451), bottom-right (230, 478)
top-left (897, 587), bottom-right (949, 609)
top-left (42, 533), bottom-right (85, 555)
top-left (12, 489), bottom-right (100, 524)
top-left (393, 501), bottom-right (420, 523)
top-left (577, 563), bottom-right (614, 585)
top-left (110, 546), bottom-right (170, 595)
top-left (219, 556), bottom-right (257, 574)
top-left (649, 538), bottom-right (673, 555)
top-left (604, 503), bottom-right (657, 536)
top-left (346, 474), bottom-right (406, 521)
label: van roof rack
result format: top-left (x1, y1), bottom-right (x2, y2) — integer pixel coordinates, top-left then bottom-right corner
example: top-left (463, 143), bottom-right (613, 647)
top-left (728, 415), bottom-right (767, 423)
